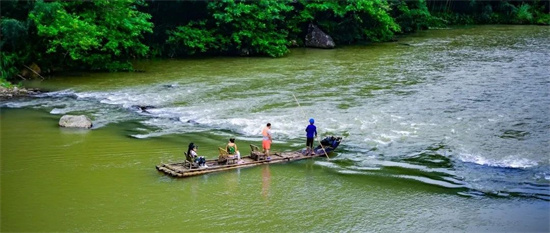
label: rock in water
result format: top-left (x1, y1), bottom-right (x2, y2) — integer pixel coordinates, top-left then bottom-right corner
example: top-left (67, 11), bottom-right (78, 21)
top-left (59, 115), bottom-right (93, 129)
top-left (305, 24), bottom-right (335, 49)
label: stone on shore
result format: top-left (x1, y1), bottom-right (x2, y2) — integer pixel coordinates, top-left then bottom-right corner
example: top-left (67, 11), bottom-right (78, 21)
top-left (305, 24), bottom-right (336, 49)
top-left (0, 86), bottom-right (41, 99)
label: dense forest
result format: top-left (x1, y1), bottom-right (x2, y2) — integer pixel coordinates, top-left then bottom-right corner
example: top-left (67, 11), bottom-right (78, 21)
top-left (1, 0), bottom-right (549, 86)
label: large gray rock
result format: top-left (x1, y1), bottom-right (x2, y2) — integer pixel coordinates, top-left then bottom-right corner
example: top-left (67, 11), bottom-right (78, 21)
top-left (59, 115), bottom-right (93, 129)
top-left (305, 24), bottom-right (335, 49)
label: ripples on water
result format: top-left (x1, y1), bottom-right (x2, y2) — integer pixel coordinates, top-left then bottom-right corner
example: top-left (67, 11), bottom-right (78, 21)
top-left (2, 26), bottom-right (549, 200)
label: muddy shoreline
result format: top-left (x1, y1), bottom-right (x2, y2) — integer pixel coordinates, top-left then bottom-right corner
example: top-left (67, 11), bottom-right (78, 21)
top-left (0, 87), bottom-right (42, 100)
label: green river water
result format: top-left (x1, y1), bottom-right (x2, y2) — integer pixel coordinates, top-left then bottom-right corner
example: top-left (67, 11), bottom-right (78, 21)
top-left (1, 25), bottom-right (549, 232)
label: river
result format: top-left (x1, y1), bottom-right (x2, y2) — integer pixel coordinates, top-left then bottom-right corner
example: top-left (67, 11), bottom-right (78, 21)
top-left (1, 25), bottom-right (549, 232)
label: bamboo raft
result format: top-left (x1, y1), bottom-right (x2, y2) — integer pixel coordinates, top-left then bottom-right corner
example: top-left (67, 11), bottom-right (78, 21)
top-left (156, 136), bottom-right (342, 178)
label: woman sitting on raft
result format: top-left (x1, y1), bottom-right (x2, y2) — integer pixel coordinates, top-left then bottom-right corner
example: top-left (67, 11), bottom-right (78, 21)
top-left (226, 138), bottom-right (241, 162)
top-left (188, 143), bottom-right (207, 168)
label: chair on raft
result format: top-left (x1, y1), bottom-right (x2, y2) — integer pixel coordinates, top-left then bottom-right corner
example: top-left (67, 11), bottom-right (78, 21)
top-left (218, 147), bottom-right (237, 165)
top-left (184, 152), bottom-right (200, 169)
top-left (249, 144), bottom-right (266, 161)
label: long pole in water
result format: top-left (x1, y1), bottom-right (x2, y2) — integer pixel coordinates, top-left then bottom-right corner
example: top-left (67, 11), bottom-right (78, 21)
top-left (292, 94), bottom-right (330, 159)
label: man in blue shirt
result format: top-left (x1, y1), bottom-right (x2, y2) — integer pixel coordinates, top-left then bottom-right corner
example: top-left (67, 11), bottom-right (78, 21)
top-left (305, 118), bottom-right (317, 155)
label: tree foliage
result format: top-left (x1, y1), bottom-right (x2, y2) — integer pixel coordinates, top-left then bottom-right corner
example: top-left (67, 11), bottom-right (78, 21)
top-left (166, 0), bottom-right (402, 56)
top-left (284, 0), bottom-right (400, 44)
top-left (390, 0), bottom-right (434, 33)
top-left (1, 1), bottom-right (37, 82)
top-left (167, 0), bottom-right (293, 57)
top-left (1, 0), bottom-right (549, 83)
top-left (29, 0), bottom-right (153, 71)
top-left (427, 0), bottom-right (550, 25)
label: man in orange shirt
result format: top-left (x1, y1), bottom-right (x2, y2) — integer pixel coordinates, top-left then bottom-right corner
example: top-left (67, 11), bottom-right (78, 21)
top-left (262, 123), bottom-right (272, 159)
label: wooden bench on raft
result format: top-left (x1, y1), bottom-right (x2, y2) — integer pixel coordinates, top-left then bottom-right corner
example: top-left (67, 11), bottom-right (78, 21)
top-left (249, 144), bottom-right (266, 161)
top-left (184, 152), bottom-right (200, 169)
top-left (218, 147), bottom-right (238, 165)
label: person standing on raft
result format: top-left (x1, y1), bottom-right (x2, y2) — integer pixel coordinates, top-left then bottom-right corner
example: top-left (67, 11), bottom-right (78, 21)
top-left (262, 123), bottom-right (272, 159)
top-left (305, 118), bottom-right (317, 155)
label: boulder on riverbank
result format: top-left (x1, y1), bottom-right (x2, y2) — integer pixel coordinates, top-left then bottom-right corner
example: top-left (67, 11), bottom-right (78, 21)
top-left (305, 24), bottom-right (335, 49)
top-left (59, 115), bottom-right (93, 129)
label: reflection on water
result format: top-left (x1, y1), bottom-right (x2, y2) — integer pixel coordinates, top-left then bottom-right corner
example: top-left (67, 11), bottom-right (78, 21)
top-left (262, 166), bottom-right (271, 200)
top-left (225, 168), bottom-right (240, 195)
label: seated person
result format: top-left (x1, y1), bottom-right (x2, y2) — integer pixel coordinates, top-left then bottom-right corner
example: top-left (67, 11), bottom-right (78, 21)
top-left (226, 138), bottom-right (241, 162)
top-left (187, 143), bottom-right (207, 168)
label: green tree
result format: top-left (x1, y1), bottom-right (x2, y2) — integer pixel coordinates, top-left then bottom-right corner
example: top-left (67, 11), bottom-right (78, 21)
top-left (391, 0), bottom-right (433, 33)
top-left (0, 1), bottom-right (37, 82)
top-left (167, 0), bottom-right (293, 57)
top-left (515, 3), bottom-right (534, 24)
top-left (1, 18), bottom-right (29, 82)
top-left (166, 20), bottom-right (220, 57)
top-left (426, 0), bottom-right (550, 25)
top-left (29, 0), bottom-right (153, 71)
top-left (293, 0), bottom-right (400, 44)
top-left (140, 1), bottom-right (209, 57)
top-left (209, 0), bottom-right (294, 57)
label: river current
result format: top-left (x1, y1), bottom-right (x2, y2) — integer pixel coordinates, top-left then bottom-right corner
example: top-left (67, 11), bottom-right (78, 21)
top-left (1, 25), bottom-right (549, 231)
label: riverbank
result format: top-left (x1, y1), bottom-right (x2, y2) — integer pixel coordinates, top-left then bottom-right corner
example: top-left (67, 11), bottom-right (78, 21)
top-left (0, 86), bottom-right (41, 99)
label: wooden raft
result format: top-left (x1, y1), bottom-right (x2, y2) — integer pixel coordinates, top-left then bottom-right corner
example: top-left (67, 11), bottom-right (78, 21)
top-left (157, 150), bottom-right (321, 178)
top-left (156, 137), bottom-right (342, 178)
